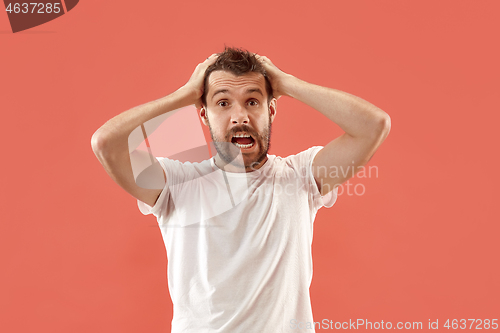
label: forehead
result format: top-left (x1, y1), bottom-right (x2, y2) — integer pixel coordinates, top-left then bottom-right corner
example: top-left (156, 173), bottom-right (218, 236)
top-left (207, 71), bottom-right (266, 98)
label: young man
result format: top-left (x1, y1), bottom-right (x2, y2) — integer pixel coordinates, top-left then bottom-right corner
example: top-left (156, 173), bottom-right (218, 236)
top-left (91, 47), bottom-right (390, 332)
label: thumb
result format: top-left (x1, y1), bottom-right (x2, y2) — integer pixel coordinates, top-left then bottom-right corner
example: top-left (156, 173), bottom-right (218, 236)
top-left (195, 99), bottom-right (203, 110)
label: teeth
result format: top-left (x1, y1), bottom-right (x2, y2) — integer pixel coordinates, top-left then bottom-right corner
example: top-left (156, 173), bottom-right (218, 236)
top-left (233, 133), bottom-right (252, 138)
top-left (234, 142), bottom-right (254, 149)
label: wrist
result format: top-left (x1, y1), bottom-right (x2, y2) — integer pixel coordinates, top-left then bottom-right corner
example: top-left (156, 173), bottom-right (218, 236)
top-left (279, 74), bottom-right (299, 98)
top-left (175, 84), bottom-right (200, 106)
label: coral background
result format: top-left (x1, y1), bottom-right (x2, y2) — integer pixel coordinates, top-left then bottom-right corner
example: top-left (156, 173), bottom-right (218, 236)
top-left (1, 1), bottom-right (498, 331)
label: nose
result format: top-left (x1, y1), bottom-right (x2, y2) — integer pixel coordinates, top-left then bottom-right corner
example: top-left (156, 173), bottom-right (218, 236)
top-left (230, 103), bottom-right (249, 124)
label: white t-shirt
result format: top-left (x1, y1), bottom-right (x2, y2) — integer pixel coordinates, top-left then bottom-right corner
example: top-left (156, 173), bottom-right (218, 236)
top-left (138, 146), bottom-right (338, 332)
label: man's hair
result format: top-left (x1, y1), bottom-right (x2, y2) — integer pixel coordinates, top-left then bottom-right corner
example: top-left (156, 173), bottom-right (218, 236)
top-left (202, 46), bottom-right (274, 107)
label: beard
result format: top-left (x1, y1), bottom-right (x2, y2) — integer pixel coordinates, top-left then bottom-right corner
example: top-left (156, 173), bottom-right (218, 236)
top-left (207, 114), bottom-right (272, 171)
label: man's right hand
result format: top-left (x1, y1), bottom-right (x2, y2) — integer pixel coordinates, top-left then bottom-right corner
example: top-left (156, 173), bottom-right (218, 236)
top-left (91, 54), bottom-right (218, 208)
top-left (182, 53), bottom-right (218, 109)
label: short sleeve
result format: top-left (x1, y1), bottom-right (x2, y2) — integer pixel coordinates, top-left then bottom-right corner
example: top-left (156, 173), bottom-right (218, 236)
top-left (306, 146), bottom-right (338, 209)
top-left (282, 146), bottom-right (338, 210)
top-left (137, 157), bottom-right (170, 218)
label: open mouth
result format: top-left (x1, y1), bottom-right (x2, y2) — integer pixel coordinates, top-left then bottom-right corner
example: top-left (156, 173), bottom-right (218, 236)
top-left (231, 133), bottom-right (255, 149)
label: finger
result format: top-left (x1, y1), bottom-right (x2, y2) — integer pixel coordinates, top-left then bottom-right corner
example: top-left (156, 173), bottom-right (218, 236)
top-left (205, 53), bottom-right (218, 61)
top-left (255, 55), bottom-right (270, 65)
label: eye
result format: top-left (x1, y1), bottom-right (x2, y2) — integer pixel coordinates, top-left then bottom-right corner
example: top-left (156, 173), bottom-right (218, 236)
top-left (248, 99), bottom-right (259, 106)
top-left (217, 100), bottom-right (229, 107)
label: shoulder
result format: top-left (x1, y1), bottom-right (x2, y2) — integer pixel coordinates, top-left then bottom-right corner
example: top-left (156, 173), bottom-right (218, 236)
top-left (157, 157), bottom-right (213, 179)
top-left (267, 146), bottom-right (324, 178)
top-left (283, 146), bottom-right (323, 160)
top-left (279, 146), bottom-right (324, 168)
top-left (157, 156), bottom-right (212, 168)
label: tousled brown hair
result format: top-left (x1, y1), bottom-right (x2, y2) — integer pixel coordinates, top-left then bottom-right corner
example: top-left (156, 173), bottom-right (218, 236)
top-left (202, 46), bottom-right (274, 106)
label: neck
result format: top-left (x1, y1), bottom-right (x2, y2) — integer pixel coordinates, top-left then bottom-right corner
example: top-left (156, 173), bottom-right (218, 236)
top-left (214, 154), bottom-right (268, 173)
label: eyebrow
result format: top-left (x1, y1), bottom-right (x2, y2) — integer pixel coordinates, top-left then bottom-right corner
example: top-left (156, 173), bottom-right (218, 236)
top-left (211, 88), bottom-right (264, 100)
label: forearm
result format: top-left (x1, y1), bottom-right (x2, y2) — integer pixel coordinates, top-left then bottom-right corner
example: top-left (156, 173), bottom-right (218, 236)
top-left (91, 86), bottom-right (196, 157)
top-left (282, 75), bottom-right (390, 139)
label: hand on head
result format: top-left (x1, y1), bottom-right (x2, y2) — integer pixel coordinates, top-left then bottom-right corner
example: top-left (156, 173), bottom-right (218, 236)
top-left (253, 54), bottom-right (288, 100)
top-left (184, 53), bottom-right (219, 109)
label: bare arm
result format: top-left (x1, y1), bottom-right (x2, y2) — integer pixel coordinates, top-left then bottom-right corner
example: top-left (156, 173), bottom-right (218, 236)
top-left (91, 55), bottom-right (218, 206)
top-left (257, 55), bottom-right (391, 195)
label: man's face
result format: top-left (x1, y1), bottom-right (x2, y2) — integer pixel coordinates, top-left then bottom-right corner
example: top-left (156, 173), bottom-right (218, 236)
top-left (200, 70), bottom-right (276, 171)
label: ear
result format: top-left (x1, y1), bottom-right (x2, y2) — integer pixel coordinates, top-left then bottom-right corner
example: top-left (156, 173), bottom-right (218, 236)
top-left (199, 106), bottom-right (209, 126)
top-left (269, 98), bottom-right (277, 123)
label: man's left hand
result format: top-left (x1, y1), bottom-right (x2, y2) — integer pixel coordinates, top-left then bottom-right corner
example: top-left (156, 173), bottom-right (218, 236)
top-left (255, 54), bottom-right (292, 100)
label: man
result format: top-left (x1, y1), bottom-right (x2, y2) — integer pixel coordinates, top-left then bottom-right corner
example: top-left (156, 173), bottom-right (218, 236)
top-left (91, 47), bottom-right (390, 332)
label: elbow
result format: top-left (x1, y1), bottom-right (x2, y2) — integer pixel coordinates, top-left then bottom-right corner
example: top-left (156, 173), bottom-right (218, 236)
top-left (373, 112), bottom-right (391, 139)
top-left (91, 129), bottom-right (111, 161)
top-left (379, 113), bottom-right (391, 137)
top-left (91, 128), bottom-right (127, 165)
top-left (91, 129), bottom-right (103, 154)
top-left (364, 113), bottom-right (391, 142)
